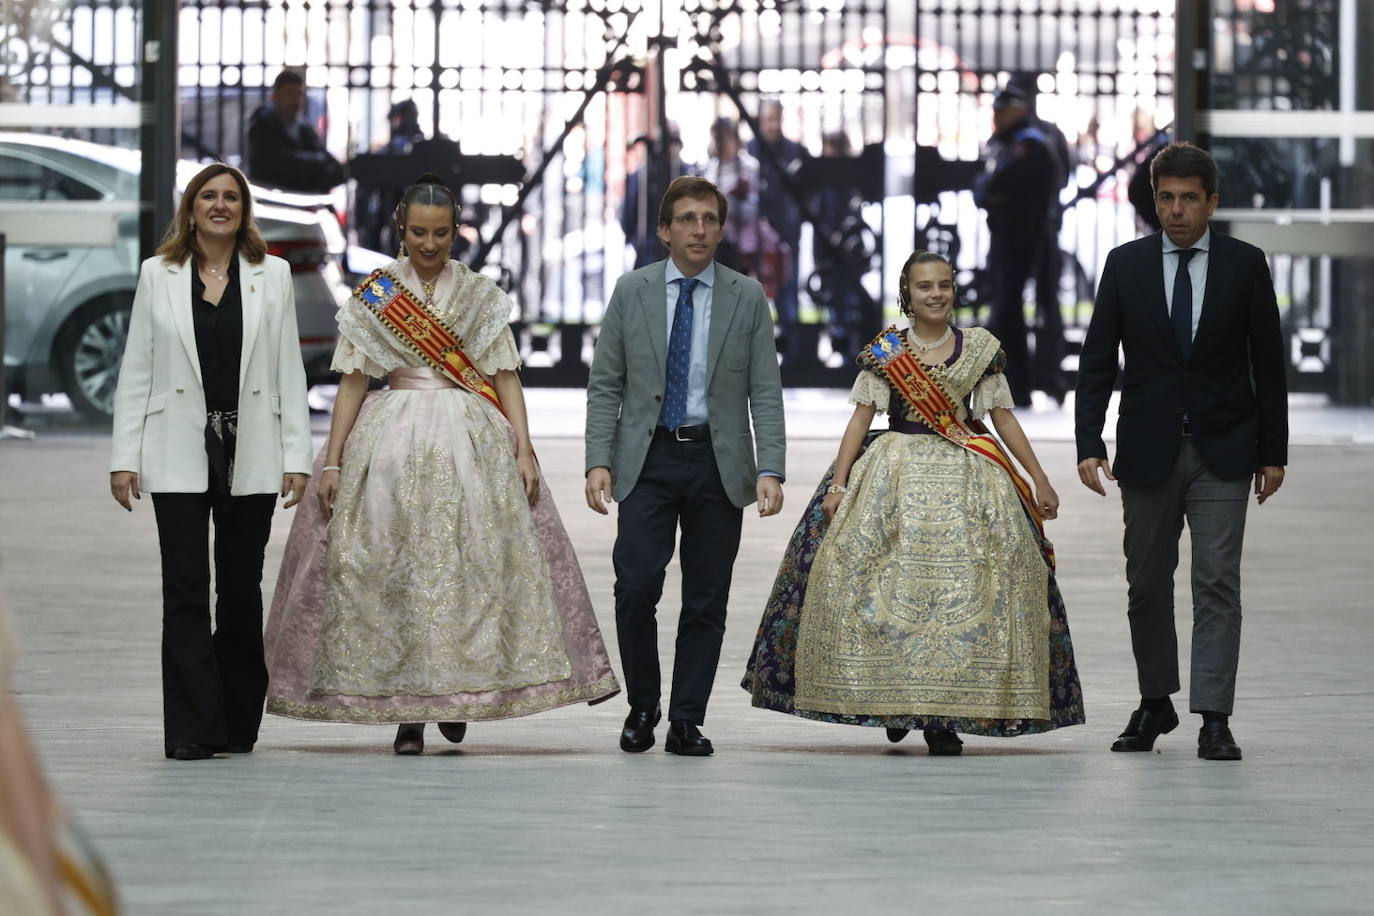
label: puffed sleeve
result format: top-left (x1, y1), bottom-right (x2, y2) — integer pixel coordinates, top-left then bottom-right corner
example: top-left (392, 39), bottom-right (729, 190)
top-left (848, 369), bottom-right (891, 414)
top-left (472, 325), bottom-right (522, 376)
top-left (329, 334), bottom-right (389, 378)
top-left (969, 350), bottom-right (1016, 419)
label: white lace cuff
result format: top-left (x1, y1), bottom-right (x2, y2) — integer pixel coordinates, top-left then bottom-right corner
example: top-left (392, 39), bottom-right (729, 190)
top-left (329, 337), bottom-right (389, 379)
top-left (473, 326), bottom-right (522, 376)
top-left (847, 370), bottom-right (890, 414)
top-left (969, 371), bottom-right (1015, 419)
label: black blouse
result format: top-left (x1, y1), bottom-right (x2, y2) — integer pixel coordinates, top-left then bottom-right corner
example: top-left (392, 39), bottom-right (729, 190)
top-left (190, 259), bottom-right (244, 412)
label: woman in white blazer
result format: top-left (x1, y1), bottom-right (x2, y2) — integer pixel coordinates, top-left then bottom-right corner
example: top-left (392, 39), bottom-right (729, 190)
top-left (109, 163), bottom-right (313, 761)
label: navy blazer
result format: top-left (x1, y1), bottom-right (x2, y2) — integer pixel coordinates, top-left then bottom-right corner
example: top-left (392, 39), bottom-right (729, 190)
top-left (1075, 230), bottom-right (1288, 486)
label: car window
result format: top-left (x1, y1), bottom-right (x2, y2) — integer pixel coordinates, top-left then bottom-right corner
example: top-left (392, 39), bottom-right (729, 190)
top-left (0, 154), bottom-right (102, 201)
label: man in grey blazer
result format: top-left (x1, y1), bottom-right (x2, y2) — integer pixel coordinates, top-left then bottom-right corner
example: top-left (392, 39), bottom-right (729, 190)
top-left (586, 175), bottom-right (786, 756)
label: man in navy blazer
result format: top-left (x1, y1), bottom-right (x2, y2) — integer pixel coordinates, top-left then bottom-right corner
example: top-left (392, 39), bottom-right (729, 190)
top-left (586, 176), bottom-right (786, 757)
top-left (1075, 142), bottom-right (1287, 762)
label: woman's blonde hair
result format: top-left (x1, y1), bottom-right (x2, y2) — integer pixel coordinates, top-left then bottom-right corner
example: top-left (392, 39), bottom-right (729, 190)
top-left (155, 163), bottom-right (268, 265)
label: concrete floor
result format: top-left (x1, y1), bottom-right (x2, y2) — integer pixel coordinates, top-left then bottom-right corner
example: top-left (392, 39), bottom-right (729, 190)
top-left (2, 403), bottom-right (1372, 914)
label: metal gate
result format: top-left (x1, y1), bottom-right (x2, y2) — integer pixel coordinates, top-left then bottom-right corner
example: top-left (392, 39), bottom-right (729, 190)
top-left (6, 0), bottom-right (1182, 391)
top-left (1189, 0), bottom-right (1352, 397)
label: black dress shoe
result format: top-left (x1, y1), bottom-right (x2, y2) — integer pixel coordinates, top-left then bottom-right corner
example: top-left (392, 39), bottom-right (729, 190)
top-left (1111, 701), bottom-right (1179, 752)
top-left (169, 744), bottom-right (217, 761)
top-left (394, 723), bottom-right (425, 755)
top-left (885, 728), bottom-right (909, 743)
top-left (923, 730), bottom-right (963, 756)
top-left (664, 720), bottom-right (713, 757)
top-left (1198, 721), bottom-right (1242, 761)
top-left (620, 707), bottom-right (661, 753)
top-left (223, 744), bottom-right (254, 754)
top-left (437, 722), bottom-right (467, 744)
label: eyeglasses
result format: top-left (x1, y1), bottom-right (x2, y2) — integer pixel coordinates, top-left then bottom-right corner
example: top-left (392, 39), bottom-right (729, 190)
top-left (671, 213), bottom-right (721, 228)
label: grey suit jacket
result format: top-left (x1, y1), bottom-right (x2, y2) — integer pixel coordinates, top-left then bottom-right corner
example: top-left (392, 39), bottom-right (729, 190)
top-left (585, 260), bottom-right (786, 508)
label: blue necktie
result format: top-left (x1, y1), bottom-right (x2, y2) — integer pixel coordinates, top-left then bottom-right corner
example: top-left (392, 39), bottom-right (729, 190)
top-left (660, 277), bottom-right (699, 430)
top-left (1172, 248), bottom-right (1197, 359)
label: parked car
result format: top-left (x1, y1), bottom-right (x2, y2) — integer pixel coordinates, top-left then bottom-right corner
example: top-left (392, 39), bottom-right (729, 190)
top-left (0, 132), bottom-right (352, 422)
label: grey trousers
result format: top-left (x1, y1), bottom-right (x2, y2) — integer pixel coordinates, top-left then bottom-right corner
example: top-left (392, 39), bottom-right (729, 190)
top-left (1120, 438), bottom-right (1251, 714)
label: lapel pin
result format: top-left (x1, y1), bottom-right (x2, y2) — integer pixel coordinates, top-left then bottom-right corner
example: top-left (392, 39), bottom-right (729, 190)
top-left (250, 285), bottom-right (256, 293)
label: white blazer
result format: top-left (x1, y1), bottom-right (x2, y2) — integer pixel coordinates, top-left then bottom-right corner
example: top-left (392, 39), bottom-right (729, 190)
top-left (110, 254), bottom-right (314, 495)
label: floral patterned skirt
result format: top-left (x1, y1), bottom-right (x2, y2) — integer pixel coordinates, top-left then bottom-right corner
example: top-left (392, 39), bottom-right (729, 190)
top-left (742, 432), bottom-right (1085, 737)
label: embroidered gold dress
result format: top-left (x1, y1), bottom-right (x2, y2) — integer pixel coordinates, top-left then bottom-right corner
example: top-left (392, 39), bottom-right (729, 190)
top-left (264, 259), bottom-right (618, 722)
top-left (743, 327), bottom-right (1083, 735)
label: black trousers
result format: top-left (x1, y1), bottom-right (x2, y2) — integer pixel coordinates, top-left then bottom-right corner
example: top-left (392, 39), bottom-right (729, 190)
top-left (1032, 235), bottom-right (1066, 399)
top-left (613, 436), bottom-right (743, 724)
top-left (151, 491), bottom-right (275, 755)
top-left (985, 233), bottom-right (1043, 407)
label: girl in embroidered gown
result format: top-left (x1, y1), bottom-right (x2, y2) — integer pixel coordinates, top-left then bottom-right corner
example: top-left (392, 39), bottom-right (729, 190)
top-left (264, 175), bottom-right (618, 753)
top-left (742, 250), bottom-right (1083, 754)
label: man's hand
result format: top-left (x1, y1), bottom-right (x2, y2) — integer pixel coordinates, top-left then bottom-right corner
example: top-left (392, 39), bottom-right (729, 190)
top-left (757, 476), bottom-right (784, 517)
top-left (110, 471), bottom-right (140, 511)
top-left (281, 473), bottom-right (309, 509)
top-left (1254, 466), bottom-right (1285, 505)
top-left (585, 467), bottom-right (613, 515)
top-left (1076, 457), bottom-right (1115, 497)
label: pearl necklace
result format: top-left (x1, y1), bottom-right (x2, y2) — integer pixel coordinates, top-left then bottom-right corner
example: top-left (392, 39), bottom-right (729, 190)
top-left (909, 325), bottom-right (953, 353)
top-left (202, 261), bottom-right (230, 280)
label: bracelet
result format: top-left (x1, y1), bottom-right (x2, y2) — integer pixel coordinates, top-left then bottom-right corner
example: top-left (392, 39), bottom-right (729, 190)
top-left (322, 465), bottom-right (342, 473)
top-left (826, 484), bottom-right (848, 495)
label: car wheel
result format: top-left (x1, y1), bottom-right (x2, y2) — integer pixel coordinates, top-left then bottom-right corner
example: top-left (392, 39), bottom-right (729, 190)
top-left (56, 297), bottom-right (130, 424)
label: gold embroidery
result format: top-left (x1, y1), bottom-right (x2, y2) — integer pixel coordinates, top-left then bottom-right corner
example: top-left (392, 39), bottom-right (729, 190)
top-left (796, 328), bottom-right (1051, 720)
top-left (402, 312), bottom-right (434, 342)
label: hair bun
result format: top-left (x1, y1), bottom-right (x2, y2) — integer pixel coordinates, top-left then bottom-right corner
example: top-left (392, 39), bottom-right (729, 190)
top-left (414, 172), bottom-right (445, 185)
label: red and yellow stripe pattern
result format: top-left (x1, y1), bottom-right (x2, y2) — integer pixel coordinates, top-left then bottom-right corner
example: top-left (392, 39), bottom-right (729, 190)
top-left (356, 269), bottom-right (504, 416)
top-left (864, 327), bottom-right (1054, 570)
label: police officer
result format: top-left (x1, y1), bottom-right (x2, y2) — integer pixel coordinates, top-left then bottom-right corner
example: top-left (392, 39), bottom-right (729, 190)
top-left (974, 83), bottom-right (1061, 407)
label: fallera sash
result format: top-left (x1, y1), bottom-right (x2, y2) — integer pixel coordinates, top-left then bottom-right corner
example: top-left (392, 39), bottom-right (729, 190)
top-left (862, 326), bottom-right (1055, 570)
top-left (354, 269), bottom-right (505, 416)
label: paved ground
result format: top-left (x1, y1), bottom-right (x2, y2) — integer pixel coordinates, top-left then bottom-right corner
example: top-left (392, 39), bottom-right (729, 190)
top-left (2, 396), bottom-right (1372, 914)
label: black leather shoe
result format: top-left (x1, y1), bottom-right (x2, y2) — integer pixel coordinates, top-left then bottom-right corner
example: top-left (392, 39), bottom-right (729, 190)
top-left (223, 744), bottom-right (254, 754)
top-left (1111, 701), bottom-right (1179, 752)
top-left (923, 730), bottom-right (963, 756)
top-left (885, 728), bottom-right (909, 743)
top-left (437, 722), bottom-right (467, 744)
top-left (169, 744), bottom-right (217, 761)
top-left (394, 723), bottom-right (425, 755)
top-left (1198, 721), bottom-right (1242, 761)
top-left (664, 720), bottom-right (713, 757)
top-left (620, 707), bottom-right (661, 753)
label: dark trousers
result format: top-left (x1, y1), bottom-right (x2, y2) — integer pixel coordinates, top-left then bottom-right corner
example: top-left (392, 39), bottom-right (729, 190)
top-left (152, 491), bottom-right (275, 754)
top-left (1032, 237), bottom-right (1066, 399)
top-left (1119, 439), bottom-right (1250, 714)
top-left (613, 436), bottom-right (743, 724)
top-left (985, 233), bottom-right (1041, 406)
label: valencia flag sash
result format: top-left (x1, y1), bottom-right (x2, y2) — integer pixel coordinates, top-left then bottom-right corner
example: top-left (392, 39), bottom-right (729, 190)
top-left (862, 327), bottom-right (1054, 570)
top-left (354, 269), bottom-right (504, 416)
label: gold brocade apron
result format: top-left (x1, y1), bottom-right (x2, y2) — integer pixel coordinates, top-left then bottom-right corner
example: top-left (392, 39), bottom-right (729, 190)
top-left (793, 327), bottom-right (1052, 720)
